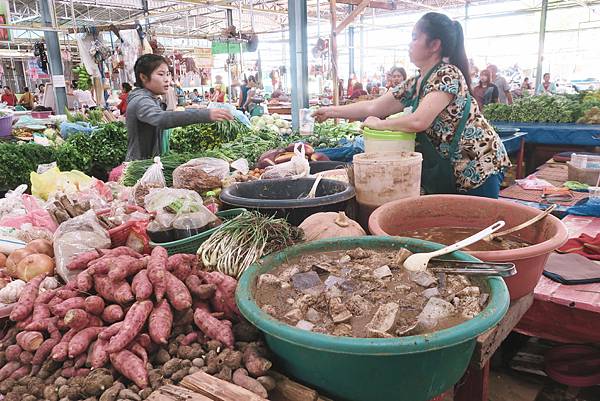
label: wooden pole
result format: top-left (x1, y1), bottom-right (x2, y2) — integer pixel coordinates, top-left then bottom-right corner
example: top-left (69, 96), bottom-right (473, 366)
top-left (330, 0), bottom-right (338, 106)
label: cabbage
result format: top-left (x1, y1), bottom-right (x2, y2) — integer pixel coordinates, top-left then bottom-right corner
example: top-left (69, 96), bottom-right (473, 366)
top-left (263, 115), bottom-right (274, 125)
top-left (272, 113), bottom-right (280, 120)
top-left (250, 116), bottom-right (261, 124)
top-left (274, 119), bottom-right (286, 128)
top-left (268, 124), bottom-right (279, 132)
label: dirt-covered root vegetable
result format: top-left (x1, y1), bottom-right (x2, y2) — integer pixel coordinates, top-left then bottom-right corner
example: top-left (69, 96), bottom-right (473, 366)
top-left (193, 307), bottom-right (234, 348)
top-left (98, 381), bottom-right (124, 401)
top-left (89, 338), bottom-right (109, 368)
top-left (64, 309), bottom-right (92, 330)
top-left (167, 254), bottom-right (197, 281)
top-left (185, 275), bottom-right (216, 300)
top-left (198, 271), bottom-right (241, 320)
top-left (50, 296), bottom-right (86, 317)
top-left (61, 366), bottom-right (91, 378)
top-left (68, 326), bottom-right (102, 358)
top-left (257, 376), bottom-right (276, 392)
top-left (5, 344), bottom-right (22, 361)
top-left (131, 270), bottom-right (152, 301)
top-left (232, 368), bottom-right (268, 398)
top-left (9, 364), bottom-right (31, 380)
top-left (109, 350), bottom-right (148, 389)
top-left (165, 271), bottom-right (192, 311)
top-left (67, 249), bottom-right (100, 271)
top-left (106, 300), bottom-right (153, 353)
top-left (101, 305), bottom-right (124, 324)
top-left (98, 246), bottom-right (143, 259)
top-left (18, 350), bottom-right (33, 364)
top-left (179, 332), bottom-right (199, 346)
top-left (85, 296), bottom-right (105, 316)
top-left (9, 273), bottom-right (46, 322)
top-left (113, 281), bottom-right (135, 305)
top-left (147, 246), bottom-right (168, 302)
top-left (16, 331), bottom-right (44, 351)
top-left (243, 344), bottom-right (272, 377)
top-left (77, 270), bottom-right (94, 292)
top-left (148, 299), bottom-right (172, 345)
top-left (107, 256), bottom-right (146, 282)
top-left (82, 368), bottom-right (114, 397)
top-left (0, 361), bottom-right (21, 381)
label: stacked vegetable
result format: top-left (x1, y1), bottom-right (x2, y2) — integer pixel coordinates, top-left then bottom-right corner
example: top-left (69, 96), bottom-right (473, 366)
top-left (0, 246), bottom-right (276, 400)
top-left (169, 120), bottom-right (250, 154)
top-left (256, 142), bottom-right (329, 169)
top-left (250, 113), bottom-right (292, 135)
top-left (73, 65), bottom-right (92, 91)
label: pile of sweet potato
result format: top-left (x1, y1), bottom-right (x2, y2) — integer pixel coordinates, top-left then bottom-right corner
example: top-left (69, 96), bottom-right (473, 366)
top-left (0, 245), bottom-right (261, 398)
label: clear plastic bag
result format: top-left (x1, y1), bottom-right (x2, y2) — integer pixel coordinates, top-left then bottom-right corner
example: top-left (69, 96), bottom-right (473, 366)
top-left (144, 188), bottom-right (204, 215)
top-left (261, 143), bottom-right (310, 180)
top-left (53, 210), bottom-right (111, 282)
top-left (132, 157), bottom-right (166, 207)
top-left (172, 207), bottom-right (219, 239)
top-left (0, 185), bottom-right (28, 221)
top-left (0, 194), bottom-right (58, 233)
top-left (172, 158), bottom-right (225, 193)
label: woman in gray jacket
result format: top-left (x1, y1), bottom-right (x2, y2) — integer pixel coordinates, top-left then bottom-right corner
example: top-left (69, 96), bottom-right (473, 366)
top-left (126, 54), bottom-right (232, 161)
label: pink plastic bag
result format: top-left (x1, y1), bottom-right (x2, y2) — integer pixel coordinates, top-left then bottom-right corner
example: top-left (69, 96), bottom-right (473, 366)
top-left (516, 174), bottom-right (555, 190)
top-left (0, 194), bottom-right (58, 233)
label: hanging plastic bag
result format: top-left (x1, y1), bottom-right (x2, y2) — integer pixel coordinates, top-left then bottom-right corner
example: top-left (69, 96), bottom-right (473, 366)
top-left (260, 143), bottom-right (310, 180)
top-left (132, 157), bottom-right (166, 207)
top-left (53, 210), bottom-right (111, 282)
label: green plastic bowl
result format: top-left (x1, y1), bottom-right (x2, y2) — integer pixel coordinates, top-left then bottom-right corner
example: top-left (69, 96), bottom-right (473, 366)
top-left (363, 126), bottom-right (416, 140)
top-left (236, 236), bottom-right (509, 401)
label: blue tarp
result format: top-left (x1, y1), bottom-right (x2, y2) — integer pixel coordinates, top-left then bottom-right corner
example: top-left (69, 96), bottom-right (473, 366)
top-left (493, 122), bottom-right (600, 146)
top-left (566, 199), bottom-right (600, 217)
top-left (317, 136), bottom-right (365, 162)
top-left (60, 121), bottom-right (97, 138)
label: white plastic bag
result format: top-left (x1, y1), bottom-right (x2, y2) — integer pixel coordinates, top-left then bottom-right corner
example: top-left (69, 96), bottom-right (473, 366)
top-left (133, 157), bottom-right (166, 207)
top-left (260, 143), bottom-right (310, 180)
top-left (53, 210), bottom-right (111, 282)
top-left (144, 188), bottom-right (204, 215)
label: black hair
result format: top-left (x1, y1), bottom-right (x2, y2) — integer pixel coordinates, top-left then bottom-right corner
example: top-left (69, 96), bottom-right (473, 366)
top-left (133, 54), bottom-right (169, 88)
top-left (417, 12), bottom-right (471, 90)
top-left (543, 73), bottom-right (550, 78)
top-left (390, 67), bottom-right (407, 81)
top-left (24, 87), bottom-right (29, 92)
top-left (3, 86), bottom-right (9, 90)
top-left (71, 80), bottom-right (78, 88)
top-left (122, 82), bottom-right (132, 92)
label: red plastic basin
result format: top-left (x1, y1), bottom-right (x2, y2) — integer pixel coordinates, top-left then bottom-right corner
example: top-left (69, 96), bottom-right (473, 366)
top-left (368, 195), bottom-right (569, 300)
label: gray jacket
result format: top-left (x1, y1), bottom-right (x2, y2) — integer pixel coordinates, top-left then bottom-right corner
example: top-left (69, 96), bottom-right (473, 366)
top-left (125, 88), bottom-right (211, 161)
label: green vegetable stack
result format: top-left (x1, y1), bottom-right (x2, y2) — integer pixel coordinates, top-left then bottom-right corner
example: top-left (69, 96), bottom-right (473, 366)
top-left (169, 119), bottom-right (250, 154)
top-left (73, 65), bottom-right (92, 91)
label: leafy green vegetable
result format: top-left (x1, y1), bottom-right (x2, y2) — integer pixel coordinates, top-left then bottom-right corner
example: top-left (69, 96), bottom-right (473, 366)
top-left (169, 120), bottom-right (250, 154)
top-left (0, 143), bottom-right (55, 190)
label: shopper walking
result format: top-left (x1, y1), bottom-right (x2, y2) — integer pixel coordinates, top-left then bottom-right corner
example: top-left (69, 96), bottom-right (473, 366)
top-left (536, 73), bottom-right (557, 95)
top-left (1, 86), bottom-right (17, 106)
top-left (472, 69), bottom-right (499, 110)
top-left (487, 65), bottom-right (513, 105)
top-left (314, 12), bottom-right (510, 198)
top-left (125, 54), bottom-right (232, 161)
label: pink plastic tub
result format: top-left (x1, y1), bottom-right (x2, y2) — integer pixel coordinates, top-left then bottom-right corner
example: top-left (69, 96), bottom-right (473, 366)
top-left (369, 195), bottom-right (569, 300)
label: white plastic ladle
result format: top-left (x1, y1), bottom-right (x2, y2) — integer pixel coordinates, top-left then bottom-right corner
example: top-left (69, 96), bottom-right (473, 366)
top-left (403, 221), bottom-right (506, 272)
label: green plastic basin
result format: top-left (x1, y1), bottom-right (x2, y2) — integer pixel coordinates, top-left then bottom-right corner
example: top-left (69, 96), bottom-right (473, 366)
top-left (236, 236), bottom-right (509, 401)
top-left (363, 126), bottom-right (416, 140)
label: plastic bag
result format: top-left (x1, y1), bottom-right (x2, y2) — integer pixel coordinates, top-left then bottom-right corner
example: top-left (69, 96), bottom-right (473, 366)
top-left (261, 143), bottom-right (310, 180)
top-left (172, 207), bottom-right (219, 235)
top-left (0, 185), bottom-right (28, 221)
top-left (132, 157), bottom-right (166, 207)
top-left (231, 159), bottom-right (250, 175)
top-left (172, 158), bottom-right (226, 193)
top-left (144, 188), bottom-right (204, 215)
top-left (0, 194), bottom-right (58, 233)
top-left (30, 167), bottom-right (93, 200)
top-left (516, 174), bottom-right (555, 190)
top-left (125, 220), bottom-right (151, 254)
top-left (53, 210), bottom-right (111, 282)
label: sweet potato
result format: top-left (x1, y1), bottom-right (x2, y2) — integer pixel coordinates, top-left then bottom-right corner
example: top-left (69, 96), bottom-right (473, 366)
top-left (73, 352), bottom-right (87, 368)
top-left (97, 246), bottom-right (142, 259)
top-left (87, 256), bottom-right (118, 276)
top-left (89, 338), bottom-right (109, 368)
top-left (193, 307), bottom-right (234, 348)
top-left (109, 349), bottom-right (148, 388)
top-left (19, 350), bottom-right (33, 364)
top-left (106, 300), bottom-right (153, 353)
top-left (147, 246), bottom-right (168, 302)
top-left (68, 326), bottom-right (102, 358)
top-left (243, 344), bottom-right (272, 377)
top-left (15, 315), bottom-right (33, 330)
top-left (24, 317), bottom-right (58, 331)
top-left (165, 271), bottom-right (192, 311)
top-left (108, 257), bottom-right (147, 282)
top-left (0, 361), bottom-right (21, 381)
top-left (61, 367), bottom-right (90, 378)
top-left (232, 368), bottom-right (268, 398)
top-left (76, 270), bottom-right (94, 292)
top-left (10, 274), bottom-right (45, 322)
top-left (167, 254), bottom-right (197, 281)
top-left (185, 275), bottom-right (216, 300)
top-left (64, 309), bottom-right (91, 330)
top-left (93, 275), bottom-right (117, 303)
top-left (131, 270), bottom-right (152, 301)
top-left (199, 271), bottom-right (241, 320)
top-left (148, 299), bottom-right (172, 345)
top-left (101, 305), bottom-right (124, 324)
top-left (31, 302), bottom-right (51, 322)
top-left (32, 336), bottom-right (60, 366)
top-left (99, 322), bottom-right (123, 340)
top-left (9, 364), bottom-right (31, 380)
top-left (180, 332), bottom-right (198, 346)
top-left (5, 344), bottom-right (22, 361)
top-left (16, 331), bottom-right (44, 351)
top-left (56, 289), bottom-right (79, 299)
top-left (128, 341), bottom-right (148, 365)
top-left (50, 297), bottom-right (86, 317)
top-left (88, 315), bottom-right (104, 327)
top-left (113, 280), bottom-right (135, 305)
top-left (51, 328), bottom-right (77, 361)
top-left (35, 289), bottom-right (56, 305)
top-left (67, 250), bottom-right (100, 271)
top-left (136, 333), bottom-right (151, 349)
top-left (85, 296), bottom-right (105, 315)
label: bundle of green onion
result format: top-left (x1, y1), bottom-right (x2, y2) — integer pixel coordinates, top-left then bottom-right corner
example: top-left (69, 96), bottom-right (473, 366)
top-left (197, 211), bottom-right (303, 278)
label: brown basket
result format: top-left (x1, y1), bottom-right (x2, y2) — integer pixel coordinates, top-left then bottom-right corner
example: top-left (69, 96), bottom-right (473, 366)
top-left (567, 162), bottom-right (600, 186)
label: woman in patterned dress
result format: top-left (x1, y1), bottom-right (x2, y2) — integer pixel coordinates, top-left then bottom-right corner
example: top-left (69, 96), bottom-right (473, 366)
top-left (314, 13), bottom-right (510, 199)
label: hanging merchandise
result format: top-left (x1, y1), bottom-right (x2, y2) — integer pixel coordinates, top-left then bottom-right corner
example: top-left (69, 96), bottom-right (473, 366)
top-left (33, 41), bottom-right (48, 73)
top-left (119, 29), bottom-right (143, 84)
top-left (73, 64), bottom-right (92, 90)
top-left (75, 34), bottom-right (101, 79)
top-left (89, 38), bottom-right (112, 64)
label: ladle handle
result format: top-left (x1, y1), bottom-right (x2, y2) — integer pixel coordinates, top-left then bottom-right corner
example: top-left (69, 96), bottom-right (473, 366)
top-left (428, 221), bottom-right (506, 259)
top-left (489, 204), bottom-right (557, 240)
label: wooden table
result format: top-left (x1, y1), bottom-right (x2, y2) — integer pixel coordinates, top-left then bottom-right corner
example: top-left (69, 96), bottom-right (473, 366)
top-left (501, 131), bottom-right (528, 179)
top-left (454, 294), bottom-right (534, 401)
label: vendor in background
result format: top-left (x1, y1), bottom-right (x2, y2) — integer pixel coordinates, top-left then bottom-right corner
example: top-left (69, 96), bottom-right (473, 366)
top-left (314, 12), bottom-right (510, 199)
top-left (521, 77), bottom-right (533, 91)
top-left (487, 64), bottom-right (513, 105)
top-left (35, 83), bottom-right (45, 103)
top-left (212, 75), bottom-right (226, 103)
top-left (118, 83), bottom-right (132, 116)
top-left (389, 67), bottom-right (407, 88)
top-left (125, 54), bottom-right (233, 161)
top-left (1, 86), bottom-right (17, 106)
top-left (536, 73), bottom-right (556, 95)
top-left (349, 82), bottom-right (368, 100)
top-left (18, 87), bottom-right (35, 110)
top-left (473, 69), bottom-right (499, 110)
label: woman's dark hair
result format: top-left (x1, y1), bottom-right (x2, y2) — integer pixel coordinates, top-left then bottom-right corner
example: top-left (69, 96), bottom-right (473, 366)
top-left (390, 67), bottom-right (407, 81)
top-left (122, 82), bottom-right (132, 92)
top-left (133, 54), bottom-right (168, 88)
top-left (24, 87), bottom-right (29, 92)
top-left (478, 70), bottom-right (491, 87)
top-left (417, 12), bottom-right (471, 90)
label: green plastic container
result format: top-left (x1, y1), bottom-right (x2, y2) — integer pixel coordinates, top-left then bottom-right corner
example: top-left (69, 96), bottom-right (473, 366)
top-left (236, 236), bottom-right (509, 401)
top-left (363, 127), bottom-right (416, 153)
top-left (149, 208), bottom-right (246, 255)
